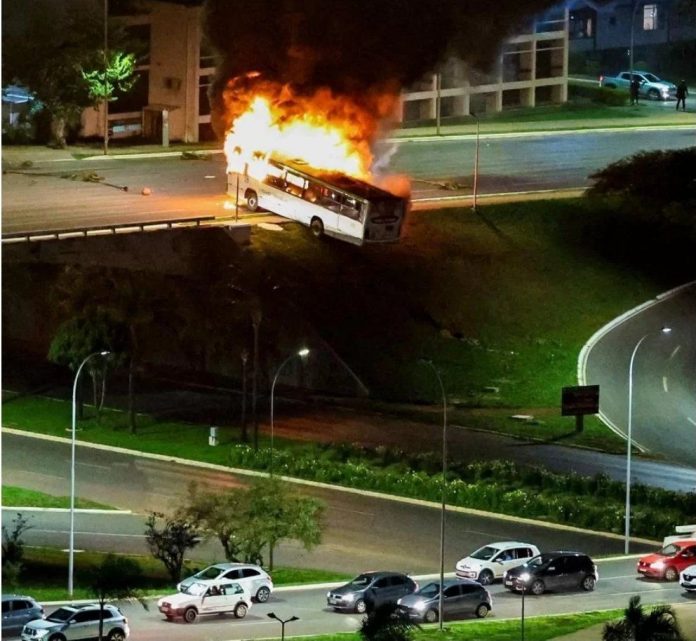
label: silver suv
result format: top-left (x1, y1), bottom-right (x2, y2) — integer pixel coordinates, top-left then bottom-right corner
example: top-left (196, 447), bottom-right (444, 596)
top-left (21, 604), bottom-right (129, 641)
top-left (2, 595), bottom-right (44, 635)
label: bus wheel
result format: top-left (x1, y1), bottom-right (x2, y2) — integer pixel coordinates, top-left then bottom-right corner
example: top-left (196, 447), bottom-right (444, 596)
top-left (310, 217), bottom-right (324, 238)
top-left (245, 190), bottom-right (259, 211)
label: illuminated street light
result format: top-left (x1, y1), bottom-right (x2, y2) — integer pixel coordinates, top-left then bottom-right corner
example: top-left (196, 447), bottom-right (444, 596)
top-left (624, 326), bottom-right (671, 554)
top-left (267, 612), bottom-right (299, 641)
top-left (270, 348), bottom-right (310, 475)
top-left (419, 358), bottom-right (447, 633)
top-left (69, 350), bottom-right (110, 596)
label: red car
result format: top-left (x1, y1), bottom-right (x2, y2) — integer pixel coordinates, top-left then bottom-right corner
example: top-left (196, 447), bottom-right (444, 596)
top-left (637, 539), bottom-right (696, 581)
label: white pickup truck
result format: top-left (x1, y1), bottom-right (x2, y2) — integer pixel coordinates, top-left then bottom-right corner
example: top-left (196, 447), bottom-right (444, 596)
top-left (599, 70), bottom-right (677, 100)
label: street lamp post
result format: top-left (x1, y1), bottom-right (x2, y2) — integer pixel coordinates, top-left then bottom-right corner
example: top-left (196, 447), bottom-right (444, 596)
top-left (471, 111), bottom-right (480, 212)
top-left (419, 359), bottom-right (447, 632)
top-left (624, 326), bottom-right (671, 554)
top-left (69, 350), bottom-right (110, 596)
top-left (267, 612), bottom-right (299, 641)
top-left (270, 348), bottom-right (310, 475)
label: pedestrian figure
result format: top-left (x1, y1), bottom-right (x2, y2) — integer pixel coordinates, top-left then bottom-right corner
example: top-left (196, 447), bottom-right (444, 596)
top-left (676, 80), bottom-right (688, 111)
top-left (630, 77), bottom-right (640, 106)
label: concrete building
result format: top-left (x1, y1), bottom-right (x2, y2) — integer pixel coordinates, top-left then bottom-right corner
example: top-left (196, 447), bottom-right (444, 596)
top-left (82, 1), bottom-right (569, 142)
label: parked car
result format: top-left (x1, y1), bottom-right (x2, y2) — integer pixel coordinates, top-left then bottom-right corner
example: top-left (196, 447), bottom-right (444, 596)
top-left (327, 571), bottom-right (418, 614)
top-left (679, 564), bottom-right (696, 592)
top-left (397, 578), bottom-right (491, 623)
top-left (455, 541), bottom-right (540, 585)
top-left (177, 562), bottom-right (273, 602)
top-left (159, 580), bottom-right (251, 623)
top-left (20, 603), bottom-right (129, 641)
top-left (637, 540), bottom-right (696, 581)
top-left (2, 595), bottom-right (44, 635)
top-left (503, 551), bottom-right (598, 595)
top-left (599, 71), bottom-right (677, 100)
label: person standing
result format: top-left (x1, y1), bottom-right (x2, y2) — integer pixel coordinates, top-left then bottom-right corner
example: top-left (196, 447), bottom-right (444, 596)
top-left (630, 77), bottom-right (640, 106)
top-left (676, 80), bottom-right (688, 111)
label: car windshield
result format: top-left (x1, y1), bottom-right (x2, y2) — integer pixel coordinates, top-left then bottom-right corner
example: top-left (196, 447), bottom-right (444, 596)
top-left (658, 544), bottom-right (681, 556)
top-left (347, 574), bottom-right (372, 588)
top-left (196, 566), bottom-right (225, 580)
top-left (184, 582), bottom-right (208, 596)
top-left (525, 553), bottom-right (557, 568)
top-left (416, 582), bottom-right (440, 597)
top-left (46, 607), bottom-right (76, 622)
top-left (643, 73), bottom-right (660, 82)
top-left (470, 546), bottom-right (499, 560)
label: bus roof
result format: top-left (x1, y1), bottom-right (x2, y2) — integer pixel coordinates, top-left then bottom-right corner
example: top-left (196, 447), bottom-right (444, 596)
top-left (273, 156), bottom-right (404, 203)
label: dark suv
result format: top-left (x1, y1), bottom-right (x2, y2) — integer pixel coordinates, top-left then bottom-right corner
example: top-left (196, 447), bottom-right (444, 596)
top-left (327, 571), bottom-right (418, 614)
top-left (503, 551), bottom-right (598, 595)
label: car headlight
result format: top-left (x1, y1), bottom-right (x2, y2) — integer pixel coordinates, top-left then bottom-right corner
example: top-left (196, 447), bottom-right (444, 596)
top-left (519, 573), bottom-right (531, 583)
top-left (412, 600), bottom-right (427, 612)
top-left (33, 629), bottom-right (52, 639)
top-left (651, 561), bottom-right (665, 569)
top-left (343, 593), bottom-right (355, 602)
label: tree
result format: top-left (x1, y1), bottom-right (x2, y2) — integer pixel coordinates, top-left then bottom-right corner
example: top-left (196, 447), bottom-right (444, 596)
top-left (602, 596), bottom-right (685, 641)
top-left (89, 554), bottom-right (148, 641)
top-left (2, 513), bottom-right (32, 587)
top-left (144, 512), bottom-right (200, 583)
top-left (82, 51), bottom-right (137, 105)
top-left (360, 603), bottom-right (418, 641)
top-left (244, 477), bottom-right (324, 570)
top-left (178, 482), bottom-right (248, 562)
top-left (47, 309), bottom-right (126, 417)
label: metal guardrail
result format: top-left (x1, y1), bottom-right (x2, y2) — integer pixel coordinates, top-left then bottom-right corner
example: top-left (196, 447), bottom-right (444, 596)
top-left (1, 215), bottom-right (217, 244)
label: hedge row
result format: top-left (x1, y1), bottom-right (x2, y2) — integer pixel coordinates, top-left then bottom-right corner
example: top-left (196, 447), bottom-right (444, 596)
top-left (568, 82), bottom-right (628, 106)
top-left (225, 443), bottom-right (695, 539)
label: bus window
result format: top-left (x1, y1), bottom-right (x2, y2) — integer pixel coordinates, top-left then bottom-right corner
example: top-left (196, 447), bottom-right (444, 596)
top-left (341, 197), bottom-right (362, 221)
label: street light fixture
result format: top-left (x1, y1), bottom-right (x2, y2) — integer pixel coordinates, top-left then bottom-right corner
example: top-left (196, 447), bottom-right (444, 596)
top-left (270, 347), bottom-right (310, 475)
top-left (419, 358), bottom-right (447, 633)
top-left (624, 326), bottom-right (671, 554)
top-left (68, 350), bottom-right (110, 596)
top-left (267, 612), bottom-right (299, 641)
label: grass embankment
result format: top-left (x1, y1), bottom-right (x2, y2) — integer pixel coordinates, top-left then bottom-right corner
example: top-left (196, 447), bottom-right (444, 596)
top-left (14, 547), bottom-right (352, 602)
top-left (2, 485), bottom-right (115, 509)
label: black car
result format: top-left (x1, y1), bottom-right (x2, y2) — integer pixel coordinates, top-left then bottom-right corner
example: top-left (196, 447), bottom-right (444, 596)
top-left (327, 571), bottom-right (418, 614)
top-left (503, 551), bottom-right (598, 595)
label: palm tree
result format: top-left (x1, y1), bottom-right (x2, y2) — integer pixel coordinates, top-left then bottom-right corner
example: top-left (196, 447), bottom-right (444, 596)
top-left (603, 596), bottom-right (684, 641)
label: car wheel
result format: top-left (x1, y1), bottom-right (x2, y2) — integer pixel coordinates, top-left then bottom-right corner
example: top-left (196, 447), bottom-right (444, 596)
top-left (664, 566), bottom-right (679, 581)
top-left (424, 608), bottom-right (438, 624)
top-left (475, 604), bottom-right (490, 619)
top-left (310, 217), bottom-right (324, 238)
top-left (582, 575), bottom-right (596, 591)
top-left (354, 599), bottom-right (367, 614)
top-left (530, 579), bottom-right (545, 595)
top-left (183, 607), bottom-right (198, 623)
top-left (107, 630), bottom-right (126, 641)
top-left (234, 603), bottom-right (249, 619)
top-left (256, 586), bottom-right (271, 603)
top-left (48, 635), bottom-right (66, 641)
top-left (246, 190), bottom-right (259, 211)
top-left (648, 88), bottom-right (660, 100)
top-left (478, 569), bottom-right (494, 585)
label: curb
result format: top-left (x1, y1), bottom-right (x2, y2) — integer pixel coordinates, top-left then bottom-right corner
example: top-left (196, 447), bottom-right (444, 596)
top-left (0, 506), bottom-right (132, 514)
top-left (3, 427), bottom-right (661, 547)
top-left (577, 281), bottom-right (696, 447)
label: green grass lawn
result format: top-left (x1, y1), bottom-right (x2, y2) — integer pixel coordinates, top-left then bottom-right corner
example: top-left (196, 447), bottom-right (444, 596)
top-left (2, 485), bottom-right (116, 510)
top-left (12, 547), bottom-right (352, 602)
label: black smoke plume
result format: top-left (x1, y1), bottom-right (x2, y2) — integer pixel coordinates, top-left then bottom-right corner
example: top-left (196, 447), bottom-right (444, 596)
top-left (204, 0), bottom-right (558, 136)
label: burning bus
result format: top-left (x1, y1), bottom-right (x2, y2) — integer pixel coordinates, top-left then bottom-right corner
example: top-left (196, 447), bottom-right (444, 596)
top-left (221, 82), bottom-right (409, 246)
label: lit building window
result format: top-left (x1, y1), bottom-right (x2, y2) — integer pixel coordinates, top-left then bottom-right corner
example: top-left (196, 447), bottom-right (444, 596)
top-left (643, 4), bottom-right (659, 30)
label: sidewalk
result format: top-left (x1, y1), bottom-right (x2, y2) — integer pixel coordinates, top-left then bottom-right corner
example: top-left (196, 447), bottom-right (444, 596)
top-left (551, 603), bottom-right (696, 641)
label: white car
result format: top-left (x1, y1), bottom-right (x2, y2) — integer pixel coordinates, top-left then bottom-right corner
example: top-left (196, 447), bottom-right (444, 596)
top-left (680, 564), bottom-right (696, 592)
top-left (177, 562), bottom-right (273, 602)
top-left (159, 581), bottom-right (251, 623)
top-left (456, 541), bottom-right (540, 585)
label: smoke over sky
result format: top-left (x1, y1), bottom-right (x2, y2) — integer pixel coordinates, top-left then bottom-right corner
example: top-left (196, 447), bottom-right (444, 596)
top-left (204, 0), bottom-right (557, 135)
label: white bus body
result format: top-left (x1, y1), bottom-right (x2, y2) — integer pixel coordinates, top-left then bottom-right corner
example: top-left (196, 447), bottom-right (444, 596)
top-left (227, 157), bottom-right (407, 246)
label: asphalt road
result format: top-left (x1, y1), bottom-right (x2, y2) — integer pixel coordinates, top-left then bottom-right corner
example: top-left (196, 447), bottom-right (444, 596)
top-left (3, 128), bottom-right (696, 236)
top-left (583, 283), bottom-right (696, 468)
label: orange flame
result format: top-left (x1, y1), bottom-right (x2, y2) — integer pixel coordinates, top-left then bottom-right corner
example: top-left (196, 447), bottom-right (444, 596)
top-left (222, 75), bottom-right (399, 185)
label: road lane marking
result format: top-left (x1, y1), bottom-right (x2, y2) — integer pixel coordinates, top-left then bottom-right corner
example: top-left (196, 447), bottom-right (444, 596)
top-left (669, 345), bottom-right (681, 360)
top-left (688, 417), bottom-right (696, 427)
top-left (34, 528), bottom-right (146, 538)
top-left (663, 376), bottom-right (669, 393)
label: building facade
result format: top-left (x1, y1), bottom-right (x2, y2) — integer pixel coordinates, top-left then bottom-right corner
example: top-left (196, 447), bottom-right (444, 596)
top-left (82, 2), bottom-right (569, 142)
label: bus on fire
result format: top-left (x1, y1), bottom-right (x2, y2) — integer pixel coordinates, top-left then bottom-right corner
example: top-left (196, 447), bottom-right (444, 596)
top-left (227, 156), bottom-right (408, 246)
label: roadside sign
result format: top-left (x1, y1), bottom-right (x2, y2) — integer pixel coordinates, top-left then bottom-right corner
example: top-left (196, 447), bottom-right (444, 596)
top-left (561, 385), bottom-right (599, 416)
